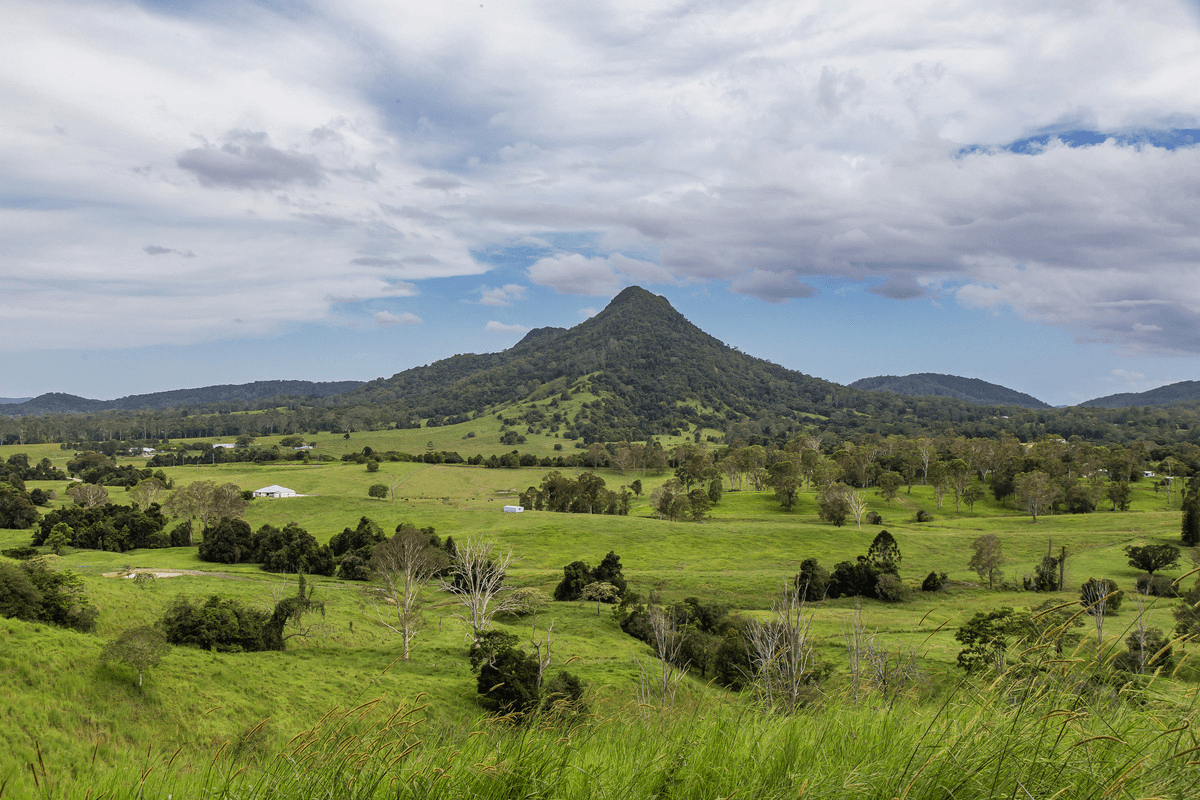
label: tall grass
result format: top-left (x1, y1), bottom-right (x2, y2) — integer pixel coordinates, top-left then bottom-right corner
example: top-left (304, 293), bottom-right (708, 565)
top-left (65, 661), bottom-right (1200, 800)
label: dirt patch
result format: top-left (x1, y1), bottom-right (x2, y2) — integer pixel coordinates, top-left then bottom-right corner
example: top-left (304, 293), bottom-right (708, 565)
top-left (102, 568), bottom-right (237, 579)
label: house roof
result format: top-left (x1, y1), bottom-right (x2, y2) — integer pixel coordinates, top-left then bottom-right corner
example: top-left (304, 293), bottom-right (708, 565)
top-left (254, 485), bottom-right (294, 493)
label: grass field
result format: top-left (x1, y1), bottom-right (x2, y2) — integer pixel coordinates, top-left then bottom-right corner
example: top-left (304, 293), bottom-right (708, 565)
top-left (1, 436), bottom-right (1197, 797)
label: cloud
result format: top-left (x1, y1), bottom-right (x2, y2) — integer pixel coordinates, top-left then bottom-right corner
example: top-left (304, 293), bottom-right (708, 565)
top-left (485, 320), bottom-right (529, 334)
top-left (868, 276), bottom-right (926, 300)
top-left (476, 284), bottom-right (526, 306)
top-left (374, 311), bottom-right (422, 326)
top-left (177, 130), bottom-right (325, 189)
top-left (6, 0), bottom-right (1200, 359)
top-left (730, 270), bottom-right (817, 303)
top-left (527, 253), bottom-right (666, 296)
top-left (144, 245), bottom-right (196, 258)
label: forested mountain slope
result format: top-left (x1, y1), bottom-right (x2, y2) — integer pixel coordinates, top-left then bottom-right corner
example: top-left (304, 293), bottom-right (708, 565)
top-left (3, 381), bottom-right (364, 416)
top-left (1081, 380), bottom-right (1200, 409)
top-left (343, 287), bottom-right (1033, 442)
top-left (850, 373), bottom-right (1051, 410)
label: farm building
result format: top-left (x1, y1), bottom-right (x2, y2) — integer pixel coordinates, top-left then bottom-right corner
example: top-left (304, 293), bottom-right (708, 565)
top-left (253, 485), bottom-right (297, 498)
top-left (502, 505), bottom-right (524, 513)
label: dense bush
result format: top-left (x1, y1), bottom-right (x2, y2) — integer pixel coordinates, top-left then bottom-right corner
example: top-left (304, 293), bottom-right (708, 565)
top-left (34, 504), bottom-right (169, 552)
top-left (0, 560), bottom-right (97, 632)
top-left (1135, 572), bottom-right (1179, 597)
top-left (198, 517), bottom-right (255, 564)
top-left (160, 594), bottom-right (272, 652)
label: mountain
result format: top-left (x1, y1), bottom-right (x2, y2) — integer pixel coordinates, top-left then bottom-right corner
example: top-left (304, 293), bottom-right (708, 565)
top-left (1080, 380), bottom-right (1200, 409)
top-left (2, 380), bottom-right (364, 416)
top-left (344, 287), bottom-right (1018, 441)
top-left (849, 373), bottom-right (1051, 410)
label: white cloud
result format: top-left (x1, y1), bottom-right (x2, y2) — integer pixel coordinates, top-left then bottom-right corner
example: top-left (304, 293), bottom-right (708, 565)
top-left (476, 284), bottom-right (527, 306)
top-left (374, 311), bottom-right (422, 326)
top-left (5, 0), bottom-right (1200, 357)
top-left (485, 321), bottom-right (530, 334)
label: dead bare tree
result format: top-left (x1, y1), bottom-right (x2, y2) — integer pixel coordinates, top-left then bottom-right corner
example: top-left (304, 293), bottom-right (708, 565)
top-left (747, 581), bottom-right (819, 713)
top-left (635, 606), bottom-right (688, 709)
top-left (847, 490), bottom-right (868, 530)
top-left (529, 619), bottom-right (554, 693)
top-left (440, 536), bottom-right (517, 642)
top-left (367, 527), bottom-right (447, 660)
top-left (842, 600), bottom-right (867, 701)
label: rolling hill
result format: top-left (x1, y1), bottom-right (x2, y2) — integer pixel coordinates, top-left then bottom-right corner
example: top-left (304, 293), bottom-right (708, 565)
top-left (2, 380), bottom-right (364, 416)
top-left (1080, 380), bottom-right (1200, 409)
top-left (849, 373), bottom-right (1051, 410)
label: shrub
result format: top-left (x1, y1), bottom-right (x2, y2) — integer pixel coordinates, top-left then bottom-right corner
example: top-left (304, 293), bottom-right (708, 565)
top-left (865, 511), bottom-right (883, 525)
top-left (922, 571), bottom-right (948, 592)
top-left (875, 573), bottom-right (910, 603)
top-left (795, 558), bottom-right (830, 601)
top-left (368, 484), bottom-right (389, 500)
top-left (915, 510), bottom-right (933, 523)
top-left (1136, 572), bottom-right (1180, 598)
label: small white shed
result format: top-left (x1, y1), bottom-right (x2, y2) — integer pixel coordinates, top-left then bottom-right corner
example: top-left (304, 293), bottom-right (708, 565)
top-left (502, 505), bottom-right (524, 513)
top-left (253, 485), bottom-right (297, 498)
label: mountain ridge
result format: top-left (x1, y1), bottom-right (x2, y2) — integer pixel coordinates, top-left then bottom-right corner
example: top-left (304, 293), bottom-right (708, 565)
top-left (850, 373), bottom-right (1051, 410)
top-left (2, 380), bottom-right (364, 416)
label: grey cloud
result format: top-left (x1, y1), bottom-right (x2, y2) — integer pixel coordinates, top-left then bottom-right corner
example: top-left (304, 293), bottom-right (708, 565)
top-left (729, 271), bottom-right (818, 303)
top-left (416, 176), bottom-right (465, 190)
top-left (868, 276), bottom-right (927, 300)
top-left (143, 245), bottom-right (195, 257)
top-left (177, 130), bottom-right (325, 189)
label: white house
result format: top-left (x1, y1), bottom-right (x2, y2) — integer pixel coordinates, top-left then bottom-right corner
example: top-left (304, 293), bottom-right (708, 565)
top-left (253, 485), bottom-right (297, 498)
top-left (502, 505), bottom-right (524, 513)
top-left (212, 443), bottom-right (236, 449)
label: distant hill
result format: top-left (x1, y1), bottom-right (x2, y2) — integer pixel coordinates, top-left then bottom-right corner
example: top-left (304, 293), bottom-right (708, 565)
top-left (849, 373), bottom-right (1051, 410)
top-left (1080, 380), bottom-right (1200, 409)
top-left (345, 287), bottom-right (1014, 441)
top-left (0, 397), bottom-right (32, 405)
top-left (2, 380), bottom-right (364, 416)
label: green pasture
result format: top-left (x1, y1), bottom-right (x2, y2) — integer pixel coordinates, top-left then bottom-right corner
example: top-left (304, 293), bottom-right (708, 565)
top-left (2, 453), bottom-right (1198, 796)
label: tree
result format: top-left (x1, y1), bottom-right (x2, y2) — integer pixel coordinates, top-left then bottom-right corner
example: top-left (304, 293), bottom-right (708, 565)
top-left (368, 527), bottom-right (446, 660)
top-left (1183, 477), bottom-right (1200, 546)
top-left (0, 561), bottom-right (98, 632)
top-left (1014, 471), bottom-right (1061, 522)
top-left (368, 484), bottom-right (388, 500)
top-left (441, 536), bottom-right (516, 642)
top-left (794, 558), bottom-right (829, 601)
top-left (817, 484), bottom-right (852, 527)
top-left (866, 530), bottom-right (901, 574)
top-left (847, 490), bottom-right (868, 530)
top-left (1079, 577), bottom-right (1123, 657)
top-left (1106, 480), bottom-right (1132, 512)
top-left (581, 581), bottom-right (621, 615)
top-left (102, 626), bottom-right (169, 688)
top-left (553, 561), bottom-right (594, 601)
top-left (166, 481), bottom-right (246, 532)
top-left (130, 477), bottom-right (168, 509)
top-left (876, 471), bottom-right (902, 507)
top-left (968, 534), bottom-right (1005, 590)
top-left (67, 482), bottom-right (109, 508)
top-left (1125, 544), bottom-right (1181, 575)
top-left (767, 460), bottom-right (801, 511)
top-left (745, 582), bottom-right (822, 713)
top-left (0, 486), bottom-right (38, 529)
top-left (955, 607), bottom-right (1031, 677)
top-left (592, 551), bottom-right (628, 598)
top-left (947, 459), bottom-right (972, 514)
top-left (46, 522), bottom-right (72, 555)
top-left (962, 483), bottom-right (986, 513)
top-left (198, 517), bottom-right (254, 564)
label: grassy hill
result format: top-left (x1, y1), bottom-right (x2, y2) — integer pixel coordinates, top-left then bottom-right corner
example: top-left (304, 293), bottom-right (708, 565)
top-left (2, 437), bottom-right (1199, 797)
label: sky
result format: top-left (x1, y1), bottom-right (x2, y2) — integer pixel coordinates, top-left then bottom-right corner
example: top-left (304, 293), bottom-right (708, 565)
top-left (4, 0), bottom-right (1200, 407)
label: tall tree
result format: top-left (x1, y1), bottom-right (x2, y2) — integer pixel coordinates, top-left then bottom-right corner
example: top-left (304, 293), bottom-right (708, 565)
top-left (368, 527), bottom-right (447, 660)
top-left (1183, 476), bottom-right (1200, 547)
top-left (968, 533), bottom-right (1004, 589)
top-left (1014, 471), bottom-right (1061, 523)
top-left (441, 536), bottom-right (516, 642)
